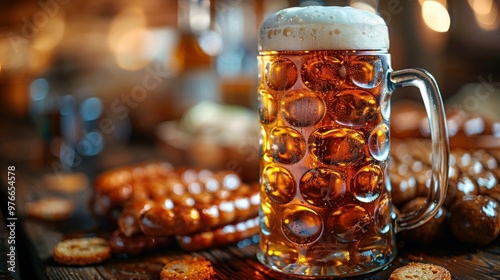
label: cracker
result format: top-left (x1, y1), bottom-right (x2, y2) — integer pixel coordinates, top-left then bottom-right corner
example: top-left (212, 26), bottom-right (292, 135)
top-left (389, 262), bottom-right (451, 280)
top-left (27, 197), bottom-right (74, 221)
top-left (53, 237), bottom-right (111, 266)
top-left (160, 256), bottom-right (216, 280)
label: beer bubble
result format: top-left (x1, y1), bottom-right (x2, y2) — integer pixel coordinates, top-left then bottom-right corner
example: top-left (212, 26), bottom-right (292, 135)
top-left (299, 168), bottom-right (346, 208)
top-left (258, 87), bottom-right (279, 124)
top-left (375, 194), bottom-right (392, 234)
top-left (275, 11), bottom-right (286, 22)
top-left (270, 126), bottom-right (306, 164)
top-left (301, 56), bottom-right (345, 92)
top-left (328, 89), bottom-right (377, 127)
top-left (259, 197), bottom-right (276, 235)
top-left (328, 204), bottom-right (371, 242)
top-left (352, 164), bottom-right (383, 203)
top-left (265, 57), bottom-right (297, 91)
top-left (368, 123), bottom-right (390, 161)
top-left (267, 30), bottom-right (273, 39)
top-left (262, 165), bottom-right (296, 204)
top-left (282, 205), bottom-right (322, 244)
top-left (347, 56), bottom-right (383, 88)
top-left (282, 89), bottom-right (325, 127)
top-left (283, 27), bottom-right (294, 37)
top-left (309, 128), bottom-right (365, 165)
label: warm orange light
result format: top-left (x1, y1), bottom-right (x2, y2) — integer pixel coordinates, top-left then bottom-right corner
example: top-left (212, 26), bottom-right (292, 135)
top-left (419, 0), bottom-right (447, 6)
top-left (468, 0), bottom-right (499, 31)
top-left (32, 15), bottom-right (65, 52)
top-left (468, 0), bottom-right (493, 15)
top-left (114, 28), bottom-right (158, 70)
top-left (422, 1), bottom-right (451, 32)
top-left (108, 7), bottom-right (146, 52)
top-left (349, 0), bottom-right (378, 14)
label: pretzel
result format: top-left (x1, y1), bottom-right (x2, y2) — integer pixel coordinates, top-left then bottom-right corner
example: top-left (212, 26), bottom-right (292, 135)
top-left (91, 161), bottom-right (174, 219)
top-left (117, 199), bottom-right (155, 237)
top-left (93, 165), bottom-right (260, 237)
top-left (109, 230), bottom-right (173, 255)
top-left (177, 216), bottom-right (260, 251)
top-left (93, 162), bottom-right (260, 253)
top-left (110, 216), bottom-right (259, 255)
top-left (138, 184), bottom-right (260, 237)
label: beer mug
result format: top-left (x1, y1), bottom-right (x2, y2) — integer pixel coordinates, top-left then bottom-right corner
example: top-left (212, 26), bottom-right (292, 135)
top-left (256, 6), bottom-right (449, 277)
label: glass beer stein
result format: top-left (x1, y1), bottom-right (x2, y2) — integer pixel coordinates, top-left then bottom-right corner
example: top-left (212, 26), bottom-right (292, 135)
top-left (256, 6), bottom-right (449, 277)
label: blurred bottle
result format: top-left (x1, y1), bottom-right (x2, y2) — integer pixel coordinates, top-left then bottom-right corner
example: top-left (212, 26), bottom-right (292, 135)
top-left (29, 77), bottom-right (61, 166)
top-left (29, 53), bottom-right (107, 173)
top-left (171, 0), bottom-right (221, 119)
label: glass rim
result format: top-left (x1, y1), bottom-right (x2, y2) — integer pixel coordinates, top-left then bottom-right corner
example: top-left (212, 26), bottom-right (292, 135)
top-left (258, 49), bottom-right (390, 55)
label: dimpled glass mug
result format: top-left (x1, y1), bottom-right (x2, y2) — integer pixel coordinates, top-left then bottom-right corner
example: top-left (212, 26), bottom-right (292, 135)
top-left (256, 6), bottom-right (449, 277)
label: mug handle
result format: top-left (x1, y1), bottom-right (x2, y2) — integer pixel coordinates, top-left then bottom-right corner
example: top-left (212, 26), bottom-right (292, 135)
top-left (389, 68), bottom-right (450, 232)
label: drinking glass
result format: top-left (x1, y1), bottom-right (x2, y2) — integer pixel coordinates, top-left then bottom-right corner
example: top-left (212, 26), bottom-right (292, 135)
top-left (256, 6), bottom-right (449, 277)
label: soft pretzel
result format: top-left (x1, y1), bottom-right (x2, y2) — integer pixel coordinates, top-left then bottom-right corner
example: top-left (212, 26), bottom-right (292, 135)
top-left (137, 183), bottom-right (259, 237)
top-left (177, 216), bottom-right (260, 251)
top-left (109, 230), bottom-right (173, 255)
top-left (91, 161), bottom-right (174, 220)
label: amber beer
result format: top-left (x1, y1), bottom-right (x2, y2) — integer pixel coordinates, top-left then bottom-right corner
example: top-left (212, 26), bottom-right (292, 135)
top-left (257, 6), bottom-right (449, 277)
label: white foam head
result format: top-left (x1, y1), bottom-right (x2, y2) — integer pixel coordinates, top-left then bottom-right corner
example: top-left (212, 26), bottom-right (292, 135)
top-left (259, 6), bottom-right (389, 51)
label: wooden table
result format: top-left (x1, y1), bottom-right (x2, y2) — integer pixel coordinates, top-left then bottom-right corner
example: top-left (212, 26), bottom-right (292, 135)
top-left (1, 137), bottom-right (499, 280)
top-left (2, 166), bottom-right (498, 280)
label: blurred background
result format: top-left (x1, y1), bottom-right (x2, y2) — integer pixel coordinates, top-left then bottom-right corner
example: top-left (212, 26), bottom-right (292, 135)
top-left (0, 0), bottom-right (499, 173)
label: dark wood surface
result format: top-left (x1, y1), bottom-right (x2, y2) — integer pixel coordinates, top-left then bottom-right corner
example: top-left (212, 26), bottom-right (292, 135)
top-left (0, 131), bottom-right (498, 280)
top-left (2, 163), bottom-right (498, 280)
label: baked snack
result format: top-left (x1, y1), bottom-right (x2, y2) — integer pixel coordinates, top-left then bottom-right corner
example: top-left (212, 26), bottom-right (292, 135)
top-left (43, 172), bottom-right (89, 193)
top-left (160, 256), bottom-right (216, 280)
top-left (53, 237), bottom-right (111, 266)
top-left (92, 162), bottom-right (260, 252)
top-left (449, 195), bottom-right (500, 245)
top-left (91, 161), bottom-right (174, 220)
top-left (109, 230), bottom-right (173, 255)
top-left (93, 163), bottom-right (259, 236)
top-left (389, 262), bottom-right (451, 280)
top-left (390, 138), bottom-right (500, 245)
top-left (27, 197), bottom-right (74, 222)
top-left (177, 216), bottom-right (259, 251)
top-left (137, 181), bottom-right (259, 237)
top-left (399, 197), bottom-right (448, 244)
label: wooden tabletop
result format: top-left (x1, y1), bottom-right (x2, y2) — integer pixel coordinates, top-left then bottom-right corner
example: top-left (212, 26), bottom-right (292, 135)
top-left (0, 133), bottom-right (498, 280)
top-left (1, 162), bottom-right (497, 280)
